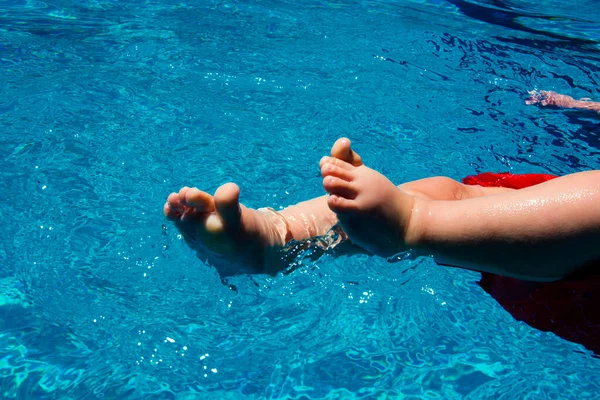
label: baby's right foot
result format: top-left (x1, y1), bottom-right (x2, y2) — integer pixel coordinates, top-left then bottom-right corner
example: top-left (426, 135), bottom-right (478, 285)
top-left (320, 138), bottom-right (422, 257)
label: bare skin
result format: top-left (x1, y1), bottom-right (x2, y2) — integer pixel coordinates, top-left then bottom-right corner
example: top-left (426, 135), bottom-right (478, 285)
top-left (164, 176), bottom-right (344, 274)
top-left (526, 90), bottom-right (600, 113)
top-left (163, 139), bottom-right (511, 273)
top-left (165, 138), bottom-right (600, 281)
top-left (319, 139), bottom-right (514, 257)
top-left (164, 184), bottom-right (283, 273)
top-left (320, 146), bottom-right (417, 257)
top-left (321, 139), bottom-right (600, 281)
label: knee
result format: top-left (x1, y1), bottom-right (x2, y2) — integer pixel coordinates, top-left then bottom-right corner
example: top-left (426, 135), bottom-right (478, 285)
top-left (400, 176), bottom-right (467, 201)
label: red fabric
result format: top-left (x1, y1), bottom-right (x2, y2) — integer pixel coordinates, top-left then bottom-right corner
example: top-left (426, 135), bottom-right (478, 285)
top-left (463, 172), bottom-right (600, 355)
top-left (462, 172), bottom-right (558, 189)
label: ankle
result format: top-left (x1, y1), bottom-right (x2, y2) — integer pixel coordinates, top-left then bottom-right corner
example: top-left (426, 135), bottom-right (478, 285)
top-left (256, 207), bottom-right (294, 247)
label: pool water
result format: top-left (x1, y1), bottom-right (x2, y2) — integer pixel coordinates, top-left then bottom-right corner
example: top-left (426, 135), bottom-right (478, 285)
top-left (1, 0), bottom-right (600, 398)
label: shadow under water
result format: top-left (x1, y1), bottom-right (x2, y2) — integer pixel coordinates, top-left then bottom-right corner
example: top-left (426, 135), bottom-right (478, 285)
top-left (479, 268), bottom-right (600, 356)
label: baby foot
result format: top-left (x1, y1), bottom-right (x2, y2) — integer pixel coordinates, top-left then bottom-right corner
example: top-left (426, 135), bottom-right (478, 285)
top-left (320, 138), bottom-right (420, 257)
top-left (164, 183), bottom-right (292, 275)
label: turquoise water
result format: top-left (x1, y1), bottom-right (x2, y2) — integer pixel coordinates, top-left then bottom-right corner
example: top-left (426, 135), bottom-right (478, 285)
top-left (1, 0), bottom-right (600, 398)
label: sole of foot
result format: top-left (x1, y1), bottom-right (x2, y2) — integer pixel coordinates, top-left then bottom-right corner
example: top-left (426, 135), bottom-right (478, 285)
top-left (319, 138), bottom-right (416, 257)
top-left (164, 183), bottom-right (287, 276)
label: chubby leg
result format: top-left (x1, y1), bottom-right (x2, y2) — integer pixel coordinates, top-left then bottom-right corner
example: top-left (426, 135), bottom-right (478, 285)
top-left (400, 176), bottom-right (514, 200)
top-left (418, 170), bottom-right (600, 281)
top-left (165, 140), bottom-right (513, 273)
top-left (319, 138), bottom-right (515, 257)
top-left (321, 138), bottom-right (600, 281)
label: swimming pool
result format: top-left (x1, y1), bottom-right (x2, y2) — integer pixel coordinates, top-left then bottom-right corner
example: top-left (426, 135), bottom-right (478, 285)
top-left (1, 0), bottom-right (600, 397)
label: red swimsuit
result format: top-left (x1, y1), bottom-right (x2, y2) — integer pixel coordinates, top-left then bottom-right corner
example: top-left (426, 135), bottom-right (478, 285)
top-left (463, 172), bottom-right (599, 356)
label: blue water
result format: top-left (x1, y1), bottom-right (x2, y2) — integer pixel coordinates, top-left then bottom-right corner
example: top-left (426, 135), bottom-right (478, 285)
top-left (1, 0), bottom-right (600, 398)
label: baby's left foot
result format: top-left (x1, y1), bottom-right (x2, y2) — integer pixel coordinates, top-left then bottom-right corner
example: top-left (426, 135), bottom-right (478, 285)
top-left (164, 183), bottom-right (292, 275)
top-left (320, 138), bottom-right (421, 257)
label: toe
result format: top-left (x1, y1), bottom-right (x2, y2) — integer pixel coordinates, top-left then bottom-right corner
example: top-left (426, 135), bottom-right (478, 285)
top-left (213, 183), bottom-right (242, 233)
top-left (185, 188), bottom-right (215, 213)
top-left (319, 156), bottom-right (354, 171)
top-left (323, 176), bottom-right (358, 199)
top-left (320, 162), bottom-right (354, 181)
top-left (327, 194), bottom-right (359, 213)
top-left (168, 192), bottom-right (185, 212)
top-left (164, 202), bottom-right (181, 219)
top-left (330, 137), bottom-right (363, 166)
top-left (178, 186), bottom-right (192, 206)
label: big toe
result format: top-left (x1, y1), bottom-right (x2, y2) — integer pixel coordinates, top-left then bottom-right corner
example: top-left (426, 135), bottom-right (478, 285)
top-left (330, 137), bottom-right (363, 166)
top-left (213, 183), bottom-right (242, 233)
